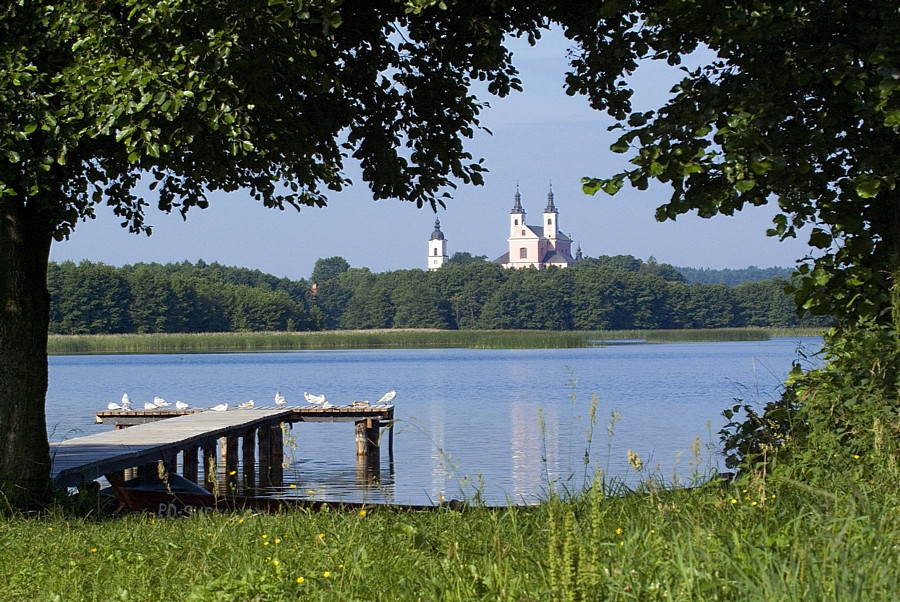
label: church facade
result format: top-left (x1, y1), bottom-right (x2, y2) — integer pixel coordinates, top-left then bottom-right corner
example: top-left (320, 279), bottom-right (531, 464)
top-left (494, 187), bottom-right (577, 269)
top-left (426, 187), bottom-right (579, 270)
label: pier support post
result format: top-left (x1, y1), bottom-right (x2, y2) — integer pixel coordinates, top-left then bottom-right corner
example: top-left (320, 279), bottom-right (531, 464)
top-left (242, 427), bottom-right (257, 493)
top-left (258, 425), bottom-right (272, 489)
top-left (270, 423), bottom-right (284, 489)
top-left (224, 435), bottom-right (239, 494)
top-left (355, 418), bottom-right (380, 456)
top-left (202, 441), bottom-right (218, 494)
top-left (183, 446), bottom-right (199, 483)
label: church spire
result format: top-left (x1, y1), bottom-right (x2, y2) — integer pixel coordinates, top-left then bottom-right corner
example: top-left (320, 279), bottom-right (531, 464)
top-left (511, 184), bottom-right (524, 214)
top-left (545, 183), bottom-right (556, 212)
top-left (430, 217), bottom-right (444, 241)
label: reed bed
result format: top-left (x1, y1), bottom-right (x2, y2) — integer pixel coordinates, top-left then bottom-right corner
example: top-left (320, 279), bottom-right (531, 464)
top-left (47, 328), bottom-right (823, 355)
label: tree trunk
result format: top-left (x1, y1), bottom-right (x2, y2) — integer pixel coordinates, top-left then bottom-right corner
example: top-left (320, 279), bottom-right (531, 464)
top-left (0, 198), bottom-right (53, 509)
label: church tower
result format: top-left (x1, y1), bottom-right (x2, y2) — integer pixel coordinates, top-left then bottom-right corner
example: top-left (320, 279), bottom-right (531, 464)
top-left (543, 186), bottom-right (558, 241)
top-left (510, 186), bottom-right (525, 236)
top-left (427, 217), bottom-right (449, 270)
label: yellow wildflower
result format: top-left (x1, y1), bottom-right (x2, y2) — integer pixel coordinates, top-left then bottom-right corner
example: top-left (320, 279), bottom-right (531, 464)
top-left (324, 571), bottom-right (331, 578)
top-left (296, 577), bottom-right (305, 584)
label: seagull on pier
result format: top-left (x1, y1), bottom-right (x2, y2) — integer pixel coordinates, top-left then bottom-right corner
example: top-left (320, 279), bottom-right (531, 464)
top-left (175, 400), bottom-right (190, 410)
top-left (237, 400), bottom-right (255, 409)
top-left (304, 392), bottom-right (326, 405)
top-left (121, 393), bottom-right (131, 411)
top-left (377, 389), bottom-right (396, 404)
top-left (144, 401), bottom-right (157, 410)
top-left (107, 401), bottom-right (122, 410)
top-left (322, 401), bottom-right (333, 409)
top-left (211, 402), bottom-right (228, 411)
top-left (275, 391), bottom-right (287, 406)
top-left (153, 396), bottom-right (171, 408)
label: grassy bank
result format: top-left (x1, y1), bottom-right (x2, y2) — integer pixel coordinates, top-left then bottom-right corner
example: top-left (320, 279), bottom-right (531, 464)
top-left (47, 328), bottom-right (824, 354)
top-left (2, 469), bottom-right (895, 600)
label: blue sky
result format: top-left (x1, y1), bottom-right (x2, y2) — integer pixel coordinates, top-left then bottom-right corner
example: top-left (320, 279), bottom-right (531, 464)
top-left (50, 29), bottom-right (814, 281)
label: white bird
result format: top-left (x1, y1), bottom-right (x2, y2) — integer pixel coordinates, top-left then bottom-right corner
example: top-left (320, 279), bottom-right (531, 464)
top-left (275, 391), bottom-right (287, 406)
top-left (175, 400), bottom-right (190, 410)
top-left (237, 400), bottom-right (255, 409)
top-left (322, 401), bottom-right (333, 409)
top-left (304, 392), bottom-right (326, 405)
top-left (121, 393), bottom-right (131, 410)
top-left (211, 402), bottom-right (228, 411)
top-left (377, 389), bottom-right (396, 404)
top-left (144, 401), bottom-right (157, 410)
top-left (153, 396), bottom-right (171, 408)
top-left (107, 401), bottom-right (122, 410)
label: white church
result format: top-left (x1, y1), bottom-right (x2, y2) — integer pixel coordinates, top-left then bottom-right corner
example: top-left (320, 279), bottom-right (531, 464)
top-left (427, 187), bottom-right (579, 271)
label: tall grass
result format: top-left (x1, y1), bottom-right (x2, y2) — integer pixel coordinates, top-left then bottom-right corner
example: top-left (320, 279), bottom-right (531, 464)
top-left (47, 328), bottom-right (824, 355)
top-left (2, 466), bottom-right (896, 600)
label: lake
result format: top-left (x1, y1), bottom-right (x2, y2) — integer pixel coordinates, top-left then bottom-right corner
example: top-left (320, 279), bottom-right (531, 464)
top-left (47, 337), bottom-right (823, 505)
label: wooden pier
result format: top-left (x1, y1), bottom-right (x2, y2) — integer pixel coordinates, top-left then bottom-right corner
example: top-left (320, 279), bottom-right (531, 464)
top-left (52, 405), bottom-right (394, 495)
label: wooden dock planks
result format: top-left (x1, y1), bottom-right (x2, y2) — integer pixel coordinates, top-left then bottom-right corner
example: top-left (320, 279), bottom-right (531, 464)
top-left (56, 405), bottom-right (395, 489)
top-left (52, 408), bottom-right (294, 488)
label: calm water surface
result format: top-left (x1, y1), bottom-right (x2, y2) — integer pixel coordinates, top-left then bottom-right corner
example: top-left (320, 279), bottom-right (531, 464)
top-left (47, 337), bottom-right (822, 505)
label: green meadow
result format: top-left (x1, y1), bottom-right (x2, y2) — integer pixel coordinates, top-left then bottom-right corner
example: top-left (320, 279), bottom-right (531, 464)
top-left (2, 466), bottom-right (895, 600)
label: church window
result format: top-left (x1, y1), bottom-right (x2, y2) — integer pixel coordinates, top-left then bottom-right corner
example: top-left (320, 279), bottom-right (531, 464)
top-left (514, 219), bottom-right (519, 226)
top-left (548, 218), bottom-right (552, 226)
top-left (520, 247), bottom-right (528, 259)
top-left (433, 249), bottom-right (437, 256)
top-left (521, 229), bottom-right (526, 236)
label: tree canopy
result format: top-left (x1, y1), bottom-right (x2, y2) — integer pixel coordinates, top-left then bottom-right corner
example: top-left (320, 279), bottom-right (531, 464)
top-left (575, 0), bottom-right (900, 324)
top-left (0, 0), bottom-right (551, 506)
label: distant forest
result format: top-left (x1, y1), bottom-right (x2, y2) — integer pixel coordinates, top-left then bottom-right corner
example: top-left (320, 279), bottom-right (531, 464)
top-left (47, 254), bottom-right (829, 335)
top-left (675, 265), bottom-right (796, 286)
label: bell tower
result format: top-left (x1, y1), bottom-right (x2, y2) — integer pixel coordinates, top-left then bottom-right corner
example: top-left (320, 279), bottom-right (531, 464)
top-left (510, 186), bottom-right (526, 236)
top-left (427, 217), bottom-right (449, 270)
top-left (544, 185), bottom-right (558, 241)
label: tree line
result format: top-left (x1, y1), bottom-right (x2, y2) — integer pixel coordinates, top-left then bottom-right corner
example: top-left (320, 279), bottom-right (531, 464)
top-left (47, 255), bottom-right (829, 335)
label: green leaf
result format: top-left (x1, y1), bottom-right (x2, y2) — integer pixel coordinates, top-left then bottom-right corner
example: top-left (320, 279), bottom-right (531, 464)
top-left (610, 138), bottom-right (630, 153)
top-left (854, 176), bottom-right (881, 198)
top-left (734, 179), bottom-right (755, 193)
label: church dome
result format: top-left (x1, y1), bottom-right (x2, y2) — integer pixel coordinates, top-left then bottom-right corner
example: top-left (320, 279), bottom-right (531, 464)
top-left (430, 217), bottom-right (445, 240)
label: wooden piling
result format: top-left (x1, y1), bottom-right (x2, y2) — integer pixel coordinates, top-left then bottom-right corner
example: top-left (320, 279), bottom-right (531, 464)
top-left (355, 418), bottom-right (381, 456)
top-left (183, 446), bottom-right (199, 483)
top-left (270, 424), bottom-right (284, 488)
top-left (224, 435), bottom-right (239, 493)
top-left (242, 427), bottom-right (257, 493)
top-left (202, 441), bottom-right (218, 494)
top-left (258, 424), bottom-right (272, 489)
